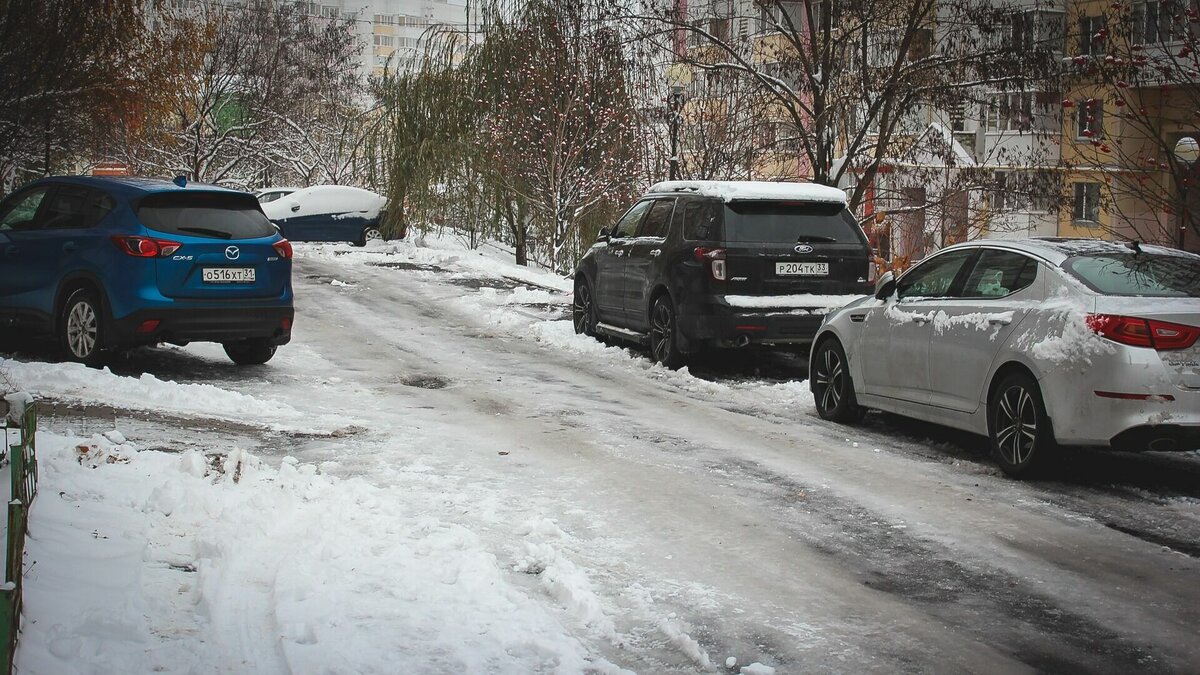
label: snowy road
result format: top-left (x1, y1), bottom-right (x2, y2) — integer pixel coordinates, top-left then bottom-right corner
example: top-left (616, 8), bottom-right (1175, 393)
top-left (10, 239), bottom-right (1200, 674)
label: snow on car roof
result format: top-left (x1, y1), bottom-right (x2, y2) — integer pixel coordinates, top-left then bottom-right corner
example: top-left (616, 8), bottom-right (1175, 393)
top-left (1029, 237), bottom-right (1199, 259)
top-left (937, 237), bottom-right (1200, 266)
top-left (647, 180), bottom-right (848, 204)
top-left (260, 184), bottom-right (386, 220)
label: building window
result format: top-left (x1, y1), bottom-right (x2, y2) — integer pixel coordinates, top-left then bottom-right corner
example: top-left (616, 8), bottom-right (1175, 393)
top-left (810, 0), bottom-right (841, 33)
top-left (779, 1), bottom-right (805, 28)
top-left (1079, 15), bottom-right (1106, 55)
top-left (1010, 10), bottom-right (1066, 53)
top-left (708, 17), bottom-right (730, 41)
top-left (1076, 99), bottom-right (1104, 139)
top-left (373, 35), bottom-right (394, 46)
top-left (990, 171), bottom-right (1012, 211)
top-left (321, 5), bottom-right (340, 19)
top-left (983, 93), bottom-right (1038, 132)
top-left (1073, 183), bottom-right (1101, 224)
top-left (1131, 1), bottom-right (1197, 43)
top-left (991, 171), bottom-right (1056, 212)
top-left (1134, 1), bottom-right (1166, 42)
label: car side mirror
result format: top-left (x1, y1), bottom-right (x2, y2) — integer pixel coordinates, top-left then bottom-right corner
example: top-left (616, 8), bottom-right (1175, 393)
top-left (597, 226), bottom-right (610, 243)
top-left (874, 270), bottom-right (896, 300)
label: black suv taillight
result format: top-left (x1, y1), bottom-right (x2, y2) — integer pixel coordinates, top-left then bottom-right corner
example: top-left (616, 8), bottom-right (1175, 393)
top-left (693, 247), bottom-right (726, 281)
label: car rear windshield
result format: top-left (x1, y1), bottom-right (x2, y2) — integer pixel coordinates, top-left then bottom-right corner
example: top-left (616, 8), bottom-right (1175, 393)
top-left (724, 200), bottom-right (863, 244)
top-left (137, 192), bottom-right (276, 240)
top-left (1062, 253), bottom-right (1200, 297)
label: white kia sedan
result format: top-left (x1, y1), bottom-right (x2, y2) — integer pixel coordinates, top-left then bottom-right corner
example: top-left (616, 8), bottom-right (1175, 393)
top-left (810, 238), bottom-right (1200, 477)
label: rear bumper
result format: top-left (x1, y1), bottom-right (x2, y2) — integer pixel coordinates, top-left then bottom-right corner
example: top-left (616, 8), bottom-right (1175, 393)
top-left (1110, 424), bottom-right (1200, 452)
top-left (678, 306), bottom-right (826, 347)
top-left (1042, 350), bottom-right (1200, 450)
top-left (109, 305), bottom-right (294, 347)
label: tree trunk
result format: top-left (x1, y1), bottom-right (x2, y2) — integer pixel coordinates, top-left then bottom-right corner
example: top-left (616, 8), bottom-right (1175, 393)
top-left (502, 196), bottom-right (529, 266)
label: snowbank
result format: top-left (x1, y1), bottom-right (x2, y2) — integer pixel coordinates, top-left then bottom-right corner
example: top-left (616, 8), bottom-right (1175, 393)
top-left (18, 431), bottom-right (626, 674)
top-left (0, 358), bottom-right (336, 434)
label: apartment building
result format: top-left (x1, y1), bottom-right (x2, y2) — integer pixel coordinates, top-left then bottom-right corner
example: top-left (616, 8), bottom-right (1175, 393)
top-left (298, 0), bottom-right (470, 79)
top-left (675, 0), bottom-right (1199, 259)
top-left (1055, 0), bottom-right (1199, 251)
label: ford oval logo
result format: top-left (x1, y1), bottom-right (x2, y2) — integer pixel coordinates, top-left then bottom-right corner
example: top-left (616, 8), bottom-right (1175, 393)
top-left (225, 246), bottom-right (241, 260)
top-left (794, 244), bottom-right (814, 254)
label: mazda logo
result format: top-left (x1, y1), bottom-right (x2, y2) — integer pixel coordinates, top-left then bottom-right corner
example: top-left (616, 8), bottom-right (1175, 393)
top-left (224, 246), bottom-right (240, 260)
top-left (794, 244), bottom-right (814, 254)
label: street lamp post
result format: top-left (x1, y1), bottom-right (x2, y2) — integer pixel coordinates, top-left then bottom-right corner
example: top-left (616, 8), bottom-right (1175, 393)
top-left (665, 62), bottom-right (693, 182)
top-left (1174, 136), bottom-right (1198, 250)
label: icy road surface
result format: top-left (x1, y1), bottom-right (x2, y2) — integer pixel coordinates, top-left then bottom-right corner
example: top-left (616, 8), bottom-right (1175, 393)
top-left (8, 238), bottom-right (1200, 674)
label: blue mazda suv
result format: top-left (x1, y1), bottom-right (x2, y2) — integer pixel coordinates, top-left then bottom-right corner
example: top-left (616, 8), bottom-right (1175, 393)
top-left (0, 176), bottom-right (294, 365)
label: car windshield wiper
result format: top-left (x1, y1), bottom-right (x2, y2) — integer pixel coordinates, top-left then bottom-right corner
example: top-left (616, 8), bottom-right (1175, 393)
top-left (176, 226), bottom-right (233, 239)
top-left (795, 235), bottom-right (837, 243)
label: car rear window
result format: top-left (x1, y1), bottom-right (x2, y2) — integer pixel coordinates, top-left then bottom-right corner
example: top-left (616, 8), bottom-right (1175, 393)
top-left (1062, 253), bottom-right (1200, 298)
top-left (137, 192), bottom-right (276, 240)
top-left (724, 200), bottom-right (864, 244)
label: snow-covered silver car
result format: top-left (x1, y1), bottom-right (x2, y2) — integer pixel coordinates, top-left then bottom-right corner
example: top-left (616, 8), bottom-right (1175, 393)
top-left (809, 238), bottom-right (1200, 477)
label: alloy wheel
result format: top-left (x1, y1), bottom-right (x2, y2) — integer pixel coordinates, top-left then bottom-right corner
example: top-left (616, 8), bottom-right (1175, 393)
top-left (572, 285), bottom-right (593, 335)
top-left (814, 346), bottom-right (844, 413)
top-left (995, 384), bottom-right (1038, 467)
top-left (651, 302), bottom-right (672, 363)
top-left (66, 300), bottom-right (98, 359)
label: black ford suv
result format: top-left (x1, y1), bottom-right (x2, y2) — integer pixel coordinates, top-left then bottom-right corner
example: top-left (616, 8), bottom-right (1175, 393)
top-left (572, 181), bottom-right (872, 368)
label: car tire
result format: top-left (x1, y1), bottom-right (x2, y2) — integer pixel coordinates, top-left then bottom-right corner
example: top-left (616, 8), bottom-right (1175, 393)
top-left (60, 289), bottom-right (105, 364)
top-left (811, 338), bottom-right (865, 423)
top-left (649, 296), bottom-right (686, 370)
top-left (223, 338), bottom-right (277, 365)
top-left (989, 372), bottom-right (1055, 478)
top-left (572, 280), bottom-right (598, 337)
top-left (357, 227), bottom-right (383, 247)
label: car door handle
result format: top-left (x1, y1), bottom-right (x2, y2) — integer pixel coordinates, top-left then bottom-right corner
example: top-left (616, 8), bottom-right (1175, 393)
top-left (62, 241), bottom-right (77, 252)
top-left (988, 316), bottom-right (1012, 326)
top-left (649, 249), bottom-right (662, 257)
top-left (911, 316), bottom-right (930, 325)
top-left (291, 204), bottom-right (301, 212)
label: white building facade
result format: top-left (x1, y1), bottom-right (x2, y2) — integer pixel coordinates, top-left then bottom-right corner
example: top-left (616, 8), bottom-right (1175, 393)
top-left (298, 0), bottom-right (471, 80)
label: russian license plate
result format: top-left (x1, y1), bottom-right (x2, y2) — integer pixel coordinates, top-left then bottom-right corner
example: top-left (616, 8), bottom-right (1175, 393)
top-left (776, 262), bottom-right (828, 276)
top-left (202, 267), bottom-right (256, 283)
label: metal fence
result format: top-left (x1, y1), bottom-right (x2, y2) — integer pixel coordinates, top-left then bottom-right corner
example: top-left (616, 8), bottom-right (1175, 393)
top-left (0, 402), bottom-right (37, 675)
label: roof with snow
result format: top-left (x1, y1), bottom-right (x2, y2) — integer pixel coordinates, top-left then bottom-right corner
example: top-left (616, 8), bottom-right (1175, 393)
top-left (938, 237), bottom-right (1200, 265)
top-left (647, 180), bottom-right (847, 204)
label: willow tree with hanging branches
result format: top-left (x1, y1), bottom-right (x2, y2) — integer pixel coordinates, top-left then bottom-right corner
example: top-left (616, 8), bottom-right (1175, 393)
top-left (373, 0), bottom-right (642, 269)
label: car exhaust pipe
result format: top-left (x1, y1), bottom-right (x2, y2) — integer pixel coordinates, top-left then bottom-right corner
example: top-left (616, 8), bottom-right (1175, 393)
top-left (735, 334), bottom-right (751, 348)
top-left (1148, 438), bottom-right (1177, 452)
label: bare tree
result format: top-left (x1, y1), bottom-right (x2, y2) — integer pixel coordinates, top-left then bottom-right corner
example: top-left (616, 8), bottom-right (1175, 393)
top-left (634, 0), bottom-right (1062, 217)
top-left (0, 0), bottom-right (194, 188)
top-left (1056, 0), bottom-right (1200, 250)
top-left (477, 0), bottom-right (642, 271)
top-left (133, 1), bottom-right (362, 186)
